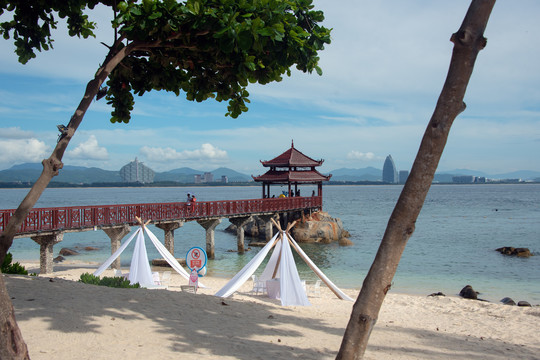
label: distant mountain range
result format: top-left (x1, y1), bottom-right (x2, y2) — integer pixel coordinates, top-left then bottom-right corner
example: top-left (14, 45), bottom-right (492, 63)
top-left (0, 163), bottom-right (253, 184)
top-left (0, 163), bottom-right (539, 185)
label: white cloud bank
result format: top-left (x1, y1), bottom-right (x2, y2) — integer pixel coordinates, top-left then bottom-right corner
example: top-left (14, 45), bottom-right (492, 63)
top-left (67, 135), bottom-right (109, 160)
top-left (140, 143), bottom-right (228, 164)
top-left (0, 138), bottom-right (49, 167)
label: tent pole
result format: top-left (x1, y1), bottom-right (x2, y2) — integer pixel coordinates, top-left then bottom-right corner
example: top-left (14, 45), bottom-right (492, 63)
top-left (271, 232), bottom-right (283, 279)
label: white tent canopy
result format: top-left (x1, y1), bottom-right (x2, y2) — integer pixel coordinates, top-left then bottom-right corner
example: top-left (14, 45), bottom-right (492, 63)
top-left (215, 223), bottom-right (353, 306)
top-left (94, 223), bottom-right (205, 288)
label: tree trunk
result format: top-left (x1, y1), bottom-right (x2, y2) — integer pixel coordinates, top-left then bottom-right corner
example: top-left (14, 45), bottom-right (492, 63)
top-left (0, 39), bottom-right (134, 359)
top-left (0, 275), bottom-right (29, 359)
top-left (336, 1), bottom-right (495, 359)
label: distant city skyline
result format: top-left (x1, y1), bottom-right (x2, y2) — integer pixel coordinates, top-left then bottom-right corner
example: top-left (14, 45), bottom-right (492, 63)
top-left (1, 1), bottom-right (539, 175)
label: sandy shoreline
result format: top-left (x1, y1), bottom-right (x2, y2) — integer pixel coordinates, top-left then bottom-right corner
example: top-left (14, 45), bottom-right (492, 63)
top-left (4, 262), bottom-right (540, 359)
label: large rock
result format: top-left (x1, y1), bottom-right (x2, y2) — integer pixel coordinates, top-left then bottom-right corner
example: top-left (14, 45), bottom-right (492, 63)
top-left (225, 211), bottom-right (352, 246)
top-left (292, 211), bottom-right (352, 245)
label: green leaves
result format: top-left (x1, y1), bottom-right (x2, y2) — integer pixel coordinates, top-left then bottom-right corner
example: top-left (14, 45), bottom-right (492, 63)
top-left (2, 0), bottom-right (331, 120)
top-left (0, 1), bottom-right (99, 63)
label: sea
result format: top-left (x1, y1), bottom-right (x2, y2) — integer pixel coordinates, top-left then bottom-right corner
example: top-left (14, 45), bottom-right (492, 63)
top-left (2, 184), bottom-right (539, 303)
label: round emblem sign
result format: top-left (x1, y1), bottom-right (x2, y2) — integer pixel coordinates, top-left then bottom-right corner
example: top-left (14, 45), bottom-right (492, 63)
top-left (186, 246), bottom-right (207, 273)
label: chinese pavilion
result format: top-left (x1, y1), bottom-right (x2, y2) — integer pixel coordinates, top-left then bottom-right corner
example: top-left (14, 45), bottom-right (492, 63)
top-left (252, 141), bottom-right (331, 198)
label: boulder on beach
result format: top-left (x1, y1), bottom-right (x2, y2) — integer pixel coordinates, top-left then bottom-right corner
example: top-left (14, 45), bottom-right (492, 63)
top-left (59, 248), bottom-right (79, 256)
top-left (495, 247), bottom-right (532, 258)
top-left (53, 256), bottom-right (65, 263)
top-left (84, 246), bottom-right (99, 251)
top-left (459, 285), bottom-right (478, 300)
top-left (517, 301), bottom-right (532, 307)
top-left (500, 297), bottom-right (516, 306)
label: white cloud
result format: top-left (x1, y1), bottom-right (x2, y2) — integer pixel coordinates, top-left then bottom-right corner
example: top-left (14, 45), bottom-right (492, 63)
top-left (0, 138), bottom-right (49, 166)
top-left (67, 135), bottom-right (109, 160)
top-left (140, 143), bottom-right (228, 164)
top-left (0, 127), bottom-right (35, 139)
top-left (346, 151), bottom-right (377, 161)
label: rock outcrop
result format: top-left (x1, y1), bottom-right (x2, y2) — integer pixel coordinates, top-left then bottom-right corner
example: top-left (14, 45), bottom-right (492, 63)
top-left (225, 211), bottom-right (352, 246)
top-left (59, 248), bottom-right (79, 256)
top-left (291, 211), bottom-right (352, 245)
top-left (495, 247), bottom-right (532, 257)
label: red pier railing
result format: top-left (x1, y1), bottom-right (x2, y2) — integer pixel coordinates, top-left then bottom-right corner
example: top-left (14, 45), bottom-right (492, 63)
top-left (0, 196), bottom-right (322, 236)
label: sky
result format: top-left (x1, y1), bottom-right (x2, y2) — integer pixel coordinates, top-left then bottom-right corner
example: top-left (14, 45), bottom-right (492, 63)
top-left (0, 1), bottom-right (539, 176)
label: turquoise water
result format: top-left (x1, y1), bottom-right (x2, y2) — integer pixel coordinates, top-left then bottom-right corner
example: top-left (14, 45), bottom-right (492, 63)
top-left (2, 184), bottom-right (539, 303)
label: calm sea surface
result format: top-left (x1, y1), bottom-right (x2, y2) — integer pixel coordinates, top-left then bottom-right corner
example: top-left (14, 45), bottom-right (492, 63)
top-left (2, 184), bottom-right (539, 303)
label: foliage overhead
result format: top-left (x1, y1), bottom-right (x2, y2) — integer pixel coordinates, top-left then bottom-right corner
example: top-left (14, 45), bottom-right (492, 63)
top-left (0, 0), bottom-right (331, 121)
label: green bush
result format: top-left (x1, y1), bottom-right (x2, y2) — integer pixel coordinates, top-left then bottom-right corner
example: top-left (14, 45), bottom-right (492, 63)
top-left (1, 253), bottom-right (28, 275)
top-left (79, 272), bottom-right (140, 288)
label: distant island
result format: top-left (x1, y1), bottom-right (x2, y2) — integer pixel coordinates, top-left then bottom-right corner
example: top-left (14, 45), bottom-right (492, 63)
top-left (0, 162), bottom-right (538, 188)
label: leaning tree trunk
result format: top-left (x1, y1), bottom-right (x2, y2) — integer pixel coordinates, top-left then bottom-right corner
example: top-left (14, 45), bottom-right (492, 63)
top-left (336, 1), bottom-right (496, 359)
top-left (0, 39), bottom-right (134, 360)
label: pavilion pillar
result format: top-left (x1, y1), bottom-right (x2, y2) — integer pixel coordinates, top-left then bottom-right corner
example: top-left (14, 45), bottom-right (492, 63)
top-left (31, 232), bottom-right (63, 274)
top-left (258, 214), bottom-right (276, 242)
top-left (102, 225), bottom-right (131, 270)
top-left (155, 220), bottom-right (184, 256)
top-left (197, 219), bottom-right (221, 260)
top-left (229, 216), bottom-right (253, 254)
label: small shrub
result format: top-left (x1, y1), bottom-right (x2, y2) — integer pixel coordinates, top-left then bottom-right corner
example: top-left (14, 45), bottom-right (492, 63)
top-left (1, 253), bottom-right (28, 275)
top-left (79, 272), bottom-right (140, 288)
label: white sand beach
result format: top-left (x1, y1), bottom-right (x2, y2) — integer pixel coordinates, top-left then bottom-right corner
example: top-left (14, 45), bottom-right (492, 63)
top-left (4, 262), bottom-right (540, 360)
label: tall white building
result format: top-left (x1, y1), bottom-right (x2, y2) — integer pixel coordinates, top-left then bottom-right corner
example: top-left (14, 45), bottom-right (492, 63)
top-left (120, 158), bottom-right (155, 183)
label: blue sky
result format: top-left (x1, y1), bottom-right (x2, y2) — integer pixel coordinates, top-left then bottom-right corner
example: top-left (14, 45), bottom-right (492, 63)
top-left (0, 1), bottom-right (539, 176)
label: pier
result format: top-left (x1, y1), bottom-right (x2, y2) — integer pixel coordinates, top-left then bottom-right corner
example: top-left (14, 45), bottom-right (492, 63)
top-left (1, 196), bottom-right (322, 273)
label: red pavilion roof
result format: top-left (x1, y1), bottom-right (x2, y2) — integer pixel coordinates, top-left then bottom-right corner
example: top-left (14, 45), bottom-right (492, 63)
top-left (252, 169), bottom-right (331, 183)
top-left (261, 141), bottom-right (323, 168)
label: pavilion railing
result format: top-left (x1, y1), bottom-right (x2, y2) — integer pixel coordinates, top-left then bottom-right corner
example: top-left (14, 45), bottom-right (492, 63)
top-left (0, 196), bottom-right (322, 235)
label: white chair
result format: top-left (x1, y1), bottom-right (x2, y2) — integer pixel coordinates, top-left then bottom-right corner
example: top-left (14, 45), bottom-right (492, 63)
top-left (181, 285), bottom-right (197, 294)
top-left (114, 269), bottom-right (123, 277)
top-left (307, 280), bottom-right (321, 297)
top-left (161, 271), bottom-right (172, 288)
top-left (251, 275), bottom-right (267, 295)
top-left (152, 272), bottom-right (161, 285)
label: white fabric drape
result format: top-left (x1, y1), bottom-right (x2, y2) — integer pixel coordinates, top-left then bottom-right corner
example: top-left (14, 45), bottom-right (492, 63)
top-left (214, 232), bottom-right (280, 298)
top-left (279, 232), bottom-right (311, 306)
top-left (93, 225), bottom-right (206, 288)
top-left (214, 230), bottom-right (353, 305)
top-left (143, 226), bottom-right (206, 288)
top-left (128, 229), bottom-right (154, 287)
top-left (94, 228), bottom-right (140, 276)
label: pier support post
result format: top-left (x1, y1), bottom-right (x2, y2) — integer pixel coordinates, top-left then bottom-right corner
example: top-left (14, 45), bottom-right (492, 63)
top-left (229, 216), bottom-right (253, 254)
top-left (258, 214), bottom-right (276, 242)
top-left (197, 219), bottom-right (221, 260)
top-left (155, 220), bottom-right (184, 256)
top-left (31, 232), bottom-right (63, 274)
top-left (102, 225), bottom-right (131, 269)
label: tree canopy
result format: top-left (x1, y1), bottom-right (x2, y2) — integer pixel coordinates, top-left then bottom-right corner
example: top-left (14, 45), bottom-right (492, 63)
top-left (1, 0), bottom-right (331, 121)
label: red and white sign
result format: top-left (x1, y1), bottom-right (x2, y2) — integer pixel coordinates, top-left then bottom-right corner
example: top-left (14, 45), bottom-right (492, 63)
top-left (186, 246), bottom-right (207, 273)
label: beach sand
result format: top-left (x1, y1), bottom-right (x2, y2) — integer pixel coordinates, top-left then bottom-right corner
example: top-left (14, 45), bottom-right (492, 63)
top-left (4, 262), bottom-right (540, 360)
